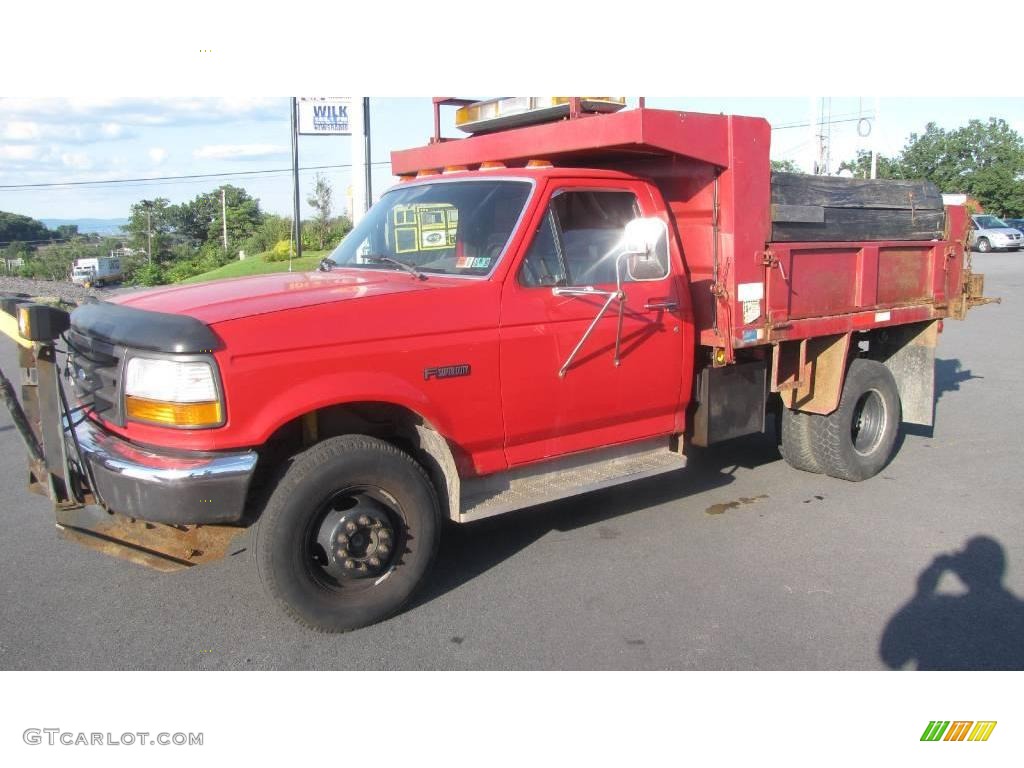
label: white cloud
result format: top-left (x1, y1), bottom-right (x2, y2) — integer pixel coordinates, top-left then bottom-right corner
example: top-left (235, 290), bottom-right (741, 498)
top-left (0, 97), bottom-right (284, 128)
top-left (100, 122), bottom-right (124, 138)
top-left (60, 151), bottom-right (92, 169)
top-left (0, 144), bottom-right (40, 160)
top-left (193, 143), bottom-right (288, 160)
top-left (2, 121), bottom-right (41, 141)
top-left (148, 147), bottom-right (168, 164)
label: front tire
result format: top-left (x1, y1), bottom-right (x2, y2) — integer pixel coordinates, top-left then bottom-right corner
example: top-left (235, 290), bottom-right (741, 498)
top-left (808, 359), bottom-right (901, 481)
top-left (255, 435), bottom-right (441, 632)
top-left (976, 237), bottom-right (992, 253)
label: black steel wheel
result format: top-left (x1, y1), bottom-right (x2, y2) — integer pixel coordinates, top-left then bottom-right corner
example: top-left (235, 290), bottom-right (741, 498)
top-left (808, 358), bottom-right (901, 481)
top-left (255, 435), bottom-right (440, 632)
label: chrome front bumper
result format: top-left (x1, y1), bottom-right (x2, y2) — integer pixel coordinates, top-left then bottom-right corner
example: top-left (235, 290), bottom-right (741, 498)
top-left (69, 416), bottom-right (258, 525)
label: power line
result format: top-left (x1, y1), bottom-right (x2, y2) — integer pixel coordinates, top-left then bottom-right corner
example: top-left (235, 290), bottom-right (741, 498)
top-left (0, 161), bottom-right (393, 191)
top-left (772, 113), bottom-right (874, 131)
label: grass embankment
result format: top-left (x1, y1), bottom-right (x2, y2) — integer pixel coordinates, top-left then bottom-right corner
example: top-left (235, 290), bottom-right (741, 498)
top-left (180, 250), bottom-right (329, 284)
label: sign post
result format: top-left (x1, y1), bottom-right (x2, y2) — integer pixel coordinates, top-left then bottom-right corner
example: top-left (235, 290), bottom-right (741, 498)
top-left (350, 96), bottom-right (367, 226)
top-left (290, 97), bottom-right (302, 268)
top-left (294, 96), bottom-right (370, 240)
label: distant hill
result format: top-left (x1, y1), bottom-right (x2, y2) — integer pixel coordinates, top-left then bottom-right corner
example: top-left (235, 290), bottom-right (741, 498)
top-left (41, 218), bottom-right (128, 236)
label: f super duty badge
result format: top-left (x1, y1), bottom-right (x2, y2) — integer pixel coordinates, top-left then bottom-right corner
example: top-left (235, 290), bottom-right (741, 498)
top-left (424, 363), bottom-right (471, 381)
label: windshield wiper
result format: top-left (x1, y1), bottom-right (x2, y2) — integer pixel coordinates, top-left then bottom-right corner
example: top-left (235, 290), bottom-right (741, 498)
top-left (364, 255), bottom-right (426, 280)
top-left (318, 254), bottom-right (427, 280)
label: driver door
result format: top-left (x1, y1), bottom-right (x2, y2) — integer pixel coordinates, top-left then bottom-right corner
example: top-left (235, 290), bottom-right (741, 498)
top-left (499, 180), bottom-right (684, 466)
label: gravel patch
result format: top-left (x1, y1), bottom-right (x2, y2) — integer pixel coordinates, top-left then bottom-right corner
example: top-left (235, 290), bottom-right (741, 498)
top-left (0, 276), bottom-right (139, 306)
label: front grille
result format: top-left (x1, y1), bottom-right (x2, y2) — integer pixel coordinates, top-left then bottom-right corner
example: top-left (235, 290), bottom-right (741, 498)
top-left (64, 328), bottom-right (126, 426)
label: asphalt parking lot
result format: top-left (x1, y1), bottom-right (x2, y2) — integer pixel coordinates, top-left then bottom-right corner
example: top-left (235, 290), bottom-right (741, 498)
top-left (0, 253), bottom-right (1021, 670)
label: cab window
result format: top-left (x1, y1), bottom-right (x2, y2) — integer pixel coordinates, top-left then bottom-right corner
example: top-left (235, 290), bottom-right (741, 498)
top-left (520, 190), bottom-right (655, 287)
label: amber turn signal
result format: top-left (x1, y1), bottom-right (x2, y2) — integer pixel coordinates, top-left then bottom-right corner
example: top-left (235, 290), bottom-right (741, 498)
top-left (125, 396), bottom-right (223, 427)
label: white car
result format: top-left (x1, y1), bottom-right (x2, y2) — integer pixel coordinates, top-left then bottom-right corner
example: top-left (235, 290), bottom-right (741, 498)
top-left (970, 214), bottom-right (1023, 253)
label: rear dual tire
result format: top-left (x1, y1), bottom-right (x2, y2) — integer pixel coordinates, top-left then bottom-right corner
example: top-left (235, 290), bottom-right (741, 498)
top-left (780, 359), bottom-right (901, 481)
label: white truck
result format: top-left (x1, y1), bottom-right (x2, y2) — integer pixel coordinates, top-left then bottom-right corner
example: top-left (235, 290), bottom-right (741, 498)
top-left (70, 256), bottom-right (122, 287)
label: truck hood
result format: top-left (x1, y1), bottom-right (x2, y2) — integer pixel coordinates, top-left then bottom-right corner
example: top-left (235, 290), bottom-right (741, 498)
top-left (112, 269), bottom-right (439, 325)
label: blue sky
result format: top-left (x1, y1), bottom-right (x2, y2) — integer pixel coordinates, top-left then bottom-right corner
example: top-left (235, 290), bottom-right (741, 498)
top-left (2, 97), bottom-right (1023, 222)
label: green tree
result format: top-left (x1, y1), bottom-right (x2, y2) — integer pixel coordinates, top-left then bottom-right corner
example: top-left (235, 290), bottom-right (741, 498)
top-left (241, 213), bottom-right (292, 257)
top-left (771, 159), bottom-right (800, 173)
top-left (841, 118), bottom-right (1024, 216)
top-left (0, 211), bottom-right (52, 244)
top-left (838, 150), bottom-right (901, 180)
top-left (125, 198), bottom-right (174, 262)
top-left (169, 185), bottom-right (264, 257)
top-left (306, 174), bottom-right (333, 250)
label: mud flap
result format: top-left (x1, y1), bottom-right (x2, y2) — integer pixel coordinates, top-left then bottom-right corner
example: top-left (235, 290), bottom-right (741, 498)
top-left (875, 320), bottom-right (937, 427)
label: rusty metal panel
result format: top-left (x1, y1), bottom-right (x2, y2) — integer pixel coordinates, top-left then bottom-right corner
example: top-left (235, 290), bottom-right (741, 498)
top-left (877, 247), bottom-right (933, 306)
top-left (55, 506), bottom-right (244, 572)
top-left (783, 333), bottom-right (851, 415)
top-left (785, 247), bottom-right (860, 319)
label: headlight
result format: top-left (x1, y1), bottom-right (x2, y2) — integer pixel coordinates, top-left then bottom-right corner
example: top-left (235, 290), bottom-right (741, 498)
top-left (124, 357), bottom-right (224, 428)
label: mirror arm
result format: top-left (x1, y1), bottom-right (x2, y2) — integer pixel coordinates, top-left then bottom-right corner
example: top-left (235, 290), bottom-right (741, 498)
top-left (553, 288), bottom-right (618, 377)
top-left (552, 251), bottom-right (637, 377)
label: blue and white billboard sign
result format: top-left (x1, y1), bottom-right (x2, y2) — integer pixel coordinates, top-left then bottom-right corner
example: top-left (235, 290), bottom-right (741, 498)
top-left (298, 97), bottom-right (352, 135)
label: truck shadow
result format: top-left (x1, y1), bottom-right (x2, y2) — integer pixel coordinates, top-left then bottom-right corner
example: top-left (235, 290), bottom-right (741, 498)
top-left (412, 429), bottom-right (782, 610)
top-left (415, 359), bottom-right (980, 611)
top-left (878, 536), bottom-right (1024, 670)
top-left (901, 357), bottom-right (981, 439)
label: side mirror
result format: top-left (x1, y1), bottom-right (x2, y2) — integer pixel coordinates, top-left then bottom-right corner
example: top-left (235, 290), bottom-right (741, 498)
top-left (318, 258), bottom-right (338, 272)
top-left (620, 217), bottom-right (669, 281)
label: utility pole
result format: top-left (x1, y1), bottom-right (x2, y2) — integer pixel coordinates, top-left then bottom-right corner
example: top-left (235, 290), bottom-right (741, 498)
top-left (145, 203), bottom-right (153, 265)
top-left (363, 98), bottom-right (372, 213)
top-left (221, 188), bottom-right (228, 251)
top-left (870, 97), bottom-right (881, 180)
top-left (807, 97), bottom-right (818, 174)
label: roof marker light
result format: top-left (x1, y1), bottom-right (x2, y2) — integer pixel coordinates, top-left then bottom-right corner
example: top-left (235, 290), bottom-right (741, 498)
top-left (526, 159), bottom-right (553, 169)
top-left (442, 165), bottom-right (468, 174)
top-left (416, 169), bottom-right (441, 179)
top-left (478, 161), bottom-right (507, 170)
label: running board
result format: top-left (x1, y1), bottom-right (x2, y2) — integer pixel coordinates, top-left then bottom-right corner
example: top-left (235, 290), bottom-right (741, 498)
top-left (458, 438), bottom-right (685, 523)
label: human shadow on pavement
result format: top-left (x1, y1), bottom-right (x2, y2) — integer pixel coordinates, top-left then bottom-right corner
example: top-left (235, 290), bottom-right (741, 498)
top-left (411, 427), bottom-right (783, 610)
top-left (879, 536), bottom-right (1024, 670)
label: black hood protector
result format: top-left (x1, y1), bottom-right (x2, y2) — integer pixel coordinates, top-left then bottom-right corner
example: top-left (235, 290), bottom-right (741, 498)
top-left (71, 301), bottom-right (223, 354)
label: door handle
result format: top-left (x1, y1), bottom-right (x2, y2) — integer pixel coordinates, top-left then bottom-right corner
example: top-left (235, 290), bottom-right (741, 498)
top-left (644, 299), bottom-right (679, 312)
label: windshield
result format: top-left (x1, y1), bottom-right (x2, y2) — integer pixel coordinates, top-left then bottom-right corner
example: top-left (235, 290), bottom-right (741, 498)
top-left (328, 179), bottom-right (532, 277)
top-left (974, 215), bottom-right (1009, 229)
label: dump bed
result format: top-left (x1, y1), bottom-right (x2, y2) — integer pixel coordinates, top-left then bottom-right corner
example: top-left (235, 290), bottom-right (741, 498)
top-left (391, 106), bottom-right (976, 361)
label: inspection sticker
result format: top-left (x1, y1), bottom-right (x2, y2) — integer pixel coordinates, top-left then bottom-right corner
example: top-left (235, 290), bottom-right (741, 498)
top-left (455, 257), bottom-right (473, 269)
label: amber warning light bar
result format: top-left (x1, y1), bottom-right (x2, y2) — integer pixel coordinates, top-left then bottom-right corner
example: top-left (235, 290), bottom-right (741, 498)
top-left (455, 97), bottom-right (626, 134)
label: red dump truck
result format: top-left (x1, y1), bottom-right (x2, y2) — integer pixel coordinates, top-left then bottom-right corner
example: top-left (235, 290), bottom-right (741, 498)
top-left (0, 97), bottom-right (995, 631)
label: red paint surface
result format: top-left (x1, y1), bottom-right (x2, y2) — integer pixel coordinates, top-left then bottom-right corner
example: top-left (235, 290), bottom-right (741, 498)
top-left (96, 108), bottom-right (967, 478)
